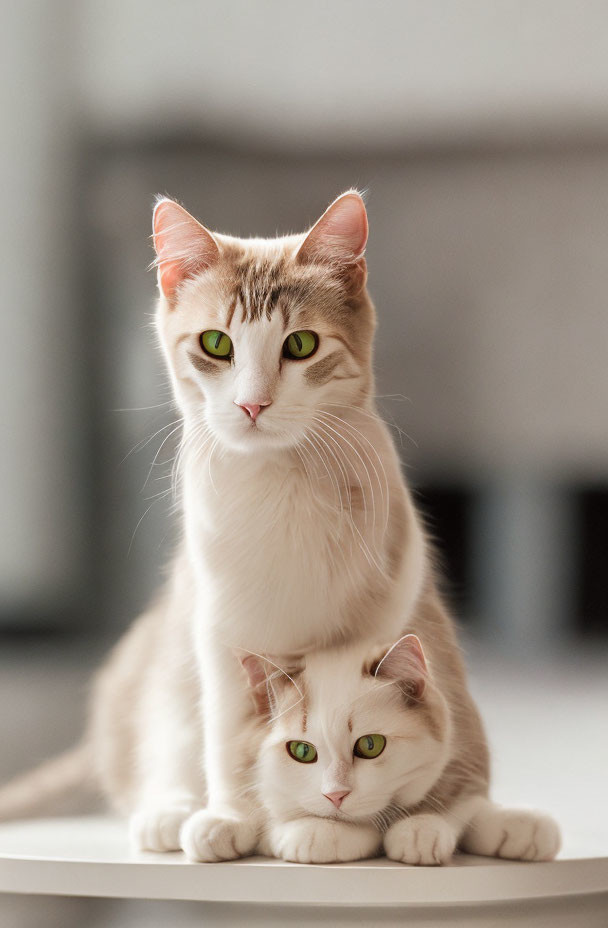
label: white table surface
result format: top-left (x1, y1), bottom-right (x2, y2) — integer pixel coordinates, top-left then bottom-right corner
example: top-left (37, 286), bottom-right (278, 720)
top-left (0, 815), bottom-right (606, 908)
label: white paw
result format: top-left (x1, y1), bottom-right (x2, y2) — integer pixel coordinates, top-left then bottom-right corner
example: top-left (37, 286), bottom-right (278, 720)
top-left (180, 810), bottom-right (258, 862)
top-left (384, 814), bottom-right (456, 866)
top-left (463, 806), bottom-right (561, 862)
top-left (270, 818), bottom-right (381, 864)
top-left (129, 804), bottom-right (194, 852)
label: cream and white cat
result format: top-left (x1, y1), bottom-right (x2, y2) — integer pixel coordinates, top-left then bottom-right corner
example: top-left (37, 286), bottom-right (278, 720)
top-left (245, 634), bottom-right (560, 864)
top-left (0, 191), bottom-right (560, 864)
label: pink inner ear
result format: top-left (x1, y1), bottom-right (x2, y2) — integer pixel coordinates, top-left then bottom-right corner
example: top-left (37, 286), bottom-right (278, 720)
top-left (153, 199), bottom-right (219, 299)
top-left (240, 655), bottom-right (273, 717)
top-left (297, 191), bottom-right (369, 265)
top-left (374, 634), bottom-right (428, 687)
top-left (240, 655), bottom-right (268, 689)
top-left (157, 258), bottom-right (183, 299)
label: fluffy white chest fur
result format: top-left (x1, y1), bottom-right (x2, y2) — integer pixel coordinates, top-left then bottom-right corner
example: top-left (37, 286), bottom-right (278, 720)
top-left (183, 438), bottom-right (407, 654)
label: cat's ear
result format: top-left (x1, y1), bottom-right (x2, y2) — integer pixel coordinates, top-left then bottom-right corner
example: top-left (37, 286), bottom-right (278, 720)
top-left (152, 198), bottom-right (220, 300)
top-left (239, 653), bottom-right (302, 718)
top-left (296, 191), bottom-right (368, 293)
top-left (239, 655), bottom-right (271, 717)
top-left (368, 634), bottom-right (428, 701)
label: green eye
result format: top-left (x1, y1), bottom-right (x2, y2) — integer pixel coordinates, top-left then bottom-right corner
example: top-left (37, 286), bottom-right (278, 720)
top-left (287, 741), bottom-right (318, 763)
top-left (353, 734), bottom-right (386, 759)
top-left (283, 330), bottom-right (318, 360)
top-left (201, 330), bottom-right (232, 358)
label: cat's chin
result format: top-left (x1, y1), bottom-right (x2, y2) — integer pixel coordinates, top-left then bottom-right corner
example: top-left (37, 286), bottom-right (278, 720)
top-left (213, 425), bottom-right (301, 455)
top-left (299, 800), bottom-right (393, 823)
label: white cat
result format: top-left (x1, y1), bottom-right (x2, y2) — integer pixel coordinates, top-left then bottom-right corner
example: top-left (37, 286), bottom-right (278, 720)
top-left (244, 634), bottom-right (560, 864)
top-left (0, 191), bottom-right (560, 865)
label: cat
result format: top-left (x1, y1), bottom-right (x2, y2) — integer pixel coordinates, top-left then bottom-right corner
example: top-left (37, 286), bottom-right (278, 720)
top-left (0, 190), bottom-right (559, 864)
top-left (0, 627), bottom-right (561, 866)
top-left (244, 634), bottom-right (561, 864)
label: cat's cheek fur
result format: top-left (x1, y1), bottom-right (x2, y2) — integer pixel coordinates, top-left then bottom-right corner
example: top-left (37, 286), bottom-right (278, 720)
top-left (255, 748), bottom-right (321, 823)
top-left (334, 737), bottom-right (446, 822)
top-left (389, 731), bottom-right (454, 811)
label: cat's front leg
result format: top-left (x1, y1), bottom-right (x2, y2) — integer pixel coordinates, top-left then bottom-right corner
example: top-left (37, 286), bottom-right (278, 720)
top-left (460, 798), bottom-right (561, 861)
top-left (384, 795), bottom-right (486, 865)
top-left (129, 799), bottom-right (198, 853)
top-left (127, 658), bottom-right (205, 852)
top-left (261, 817), bottom-right (382, 863)
top-left (384, 794), bottom-right (561, 865)
top-left (384, 813), bottom-right (458, 865)
top-left (180, 632), bottom-right (260, 862)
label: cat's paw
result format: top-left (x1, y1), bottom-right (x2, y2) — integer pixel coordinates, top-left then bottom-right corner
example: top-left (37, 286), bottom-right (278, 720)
top-left (269, 818), bottom-right (381, 863)
top-left (384, 814), bottom-right (456, 866)
top-left (129, 804), bottom-right (194, 852)
top-left (180, 810), bottom-right (258, 862)
top-left (462, 806), bottom-right (561, 862)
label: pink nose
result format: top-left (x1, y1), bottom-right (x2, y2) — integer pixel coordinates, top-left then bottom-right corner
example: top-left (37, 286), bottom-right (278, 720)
top-left (234, 401), bottom-right (271, 422)
top-left (323, 790), bottom-right (351, 809)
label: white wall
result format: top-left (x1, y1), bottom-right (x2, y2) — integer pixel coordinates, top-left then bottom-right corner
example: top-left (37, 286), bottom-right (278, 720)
top-left (78, 0), bottom-right (608, 147)
top-left (0, 1), bottom-right (83, 616)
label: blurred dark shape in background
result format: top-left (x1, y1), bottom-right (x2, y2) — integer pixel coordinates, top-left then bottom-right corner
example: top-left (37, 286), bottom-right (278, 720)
top-left (2, 6), bottom-right (608, 671)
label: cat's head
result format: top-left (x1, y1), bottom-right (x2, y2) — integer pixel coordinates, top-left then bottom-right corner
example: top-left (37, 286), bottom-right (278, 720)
top-left (241, 635), bottom-right (451, 824)
top-left (152, 192), bottom-right (375, 453)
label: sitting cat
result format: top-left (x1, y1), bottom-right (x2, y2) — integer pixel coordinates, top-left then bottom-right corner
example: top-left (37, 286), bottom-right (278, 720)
top-left (0, 191), bottom-right (559, 865)
top-left (243, 634), bottom-right (561, 865)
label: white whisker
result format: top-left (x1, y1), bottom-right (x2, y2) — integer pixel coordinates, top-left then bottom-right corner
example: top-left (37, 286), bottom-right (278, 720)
top-left (311, 422), bottom-right (388, 578)
top-left (317, 409), bottom-right (390, 533)
top-left (121, 417), bottom-right (183, 465)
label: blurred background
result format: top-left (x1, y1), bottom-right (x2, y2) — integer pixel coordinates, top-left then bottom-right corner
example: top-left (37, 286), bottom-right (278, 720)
top-left (1, 1), bottom-right (607, 924)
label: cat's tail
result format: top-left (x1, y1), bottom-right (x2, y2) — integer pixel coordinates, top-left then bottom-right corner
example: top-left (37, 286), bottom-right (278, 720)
top-left (0, 742), bottom-right (96, 822)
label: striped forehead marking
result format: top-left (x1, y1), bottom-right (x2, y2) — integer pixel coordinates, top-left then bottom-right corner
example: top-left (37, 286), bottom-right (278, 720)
top-left (234, 256), bottom-right (288, 324)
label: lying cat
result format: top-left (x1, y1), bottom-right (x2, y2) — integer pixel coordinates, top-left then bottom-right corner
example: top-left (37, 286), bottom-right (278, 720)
top-left (244, 634), bottom-right (561, 864)
top-left (0, 191), bottom-right (559, 864)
